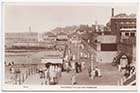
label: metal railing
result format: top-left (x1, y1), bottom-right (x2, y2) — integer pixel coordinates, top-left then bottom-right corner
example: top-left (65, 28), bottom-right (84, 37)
top-left (10, 65), bottom-right (37, 85)
top-left (117, 71), bottom-right (136, 86)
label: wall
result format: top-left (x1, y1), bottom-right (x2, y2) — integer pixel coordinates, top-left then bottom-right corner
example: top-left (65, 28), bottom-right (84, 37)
top-left (132, 45), bottom-right (136, 65)
top-left (97, 35), bottom-right (117, 43)
top-left (93, 35), bottom-right (118, 63)
top-left (5, 52), bottom-right (32, 64)
top-left (97, 51), bottom-right (118, 63)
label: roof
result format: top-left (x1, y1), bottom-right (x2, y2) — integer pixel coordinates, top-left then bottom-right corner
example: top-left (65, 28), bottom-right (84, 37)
top-left (120, 28), bottom-right (136, 31)
top-left (115, 52), bottom-right (129, 63)
top-left (114, 13), bottom-right (129, 17)
top-left (69, 32), bottom-right (80, 37)
top-left (57, 31), bottom-right (67, 36)
top-left (43, 50), bottom-right (63, 57)
top-left (5, 32), bottom-right (38, 38)
top-left (112, 13), bottom-right (136, 19)
top-left (42, 53), bottom-right (63, 59)
top-left (44, 32), bottom-right (56, 37)
top-left (41, 58), bottom-right (63, 64)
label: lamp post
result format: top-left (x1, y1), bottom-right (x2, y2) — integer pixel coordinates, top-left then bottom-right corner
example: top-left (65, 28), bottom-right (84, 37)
top-left (77, 43), bottom-right (80, 63)
top-left (77, 36), bottom-right (81, 64)
top-left (91, 54), bottom-right (94, 71)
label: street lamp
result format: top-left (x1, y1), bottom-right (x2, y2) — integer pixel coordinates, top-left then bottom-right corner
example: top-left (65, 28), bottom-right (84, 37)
top-left (90, 54), bottom-right (94, 71)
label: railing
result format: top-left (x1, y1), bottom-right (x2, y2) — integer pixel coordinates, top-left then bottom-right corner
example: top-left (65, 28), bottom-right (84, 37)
top-left (117, 71), bottom-right (136, 86)
top-left (8, 65), bottom-right (37, 85)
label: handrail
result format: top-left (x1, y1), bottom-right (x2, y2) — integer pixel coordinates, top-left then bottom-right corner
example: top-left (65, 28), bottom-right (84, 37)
top-left (117, 71), bottom-right (136, 85)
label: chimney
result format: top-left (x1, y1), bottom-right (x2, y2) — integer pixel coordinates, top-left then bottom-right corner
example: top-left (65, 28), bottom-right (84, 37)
top-left (95, 21), bottom-right (98, 32)
top-left (112, 8), bottom-right (114, 17)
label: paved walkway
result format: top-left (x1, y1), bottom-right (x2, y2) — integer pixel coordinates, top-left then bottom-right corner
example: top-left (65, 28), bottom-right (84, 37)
top-left (23, 73), bottom-right (44, 85)
top-left (58, 63), bottom-right (123, 85)
top-left (21, 63), bottom-right (123, 85)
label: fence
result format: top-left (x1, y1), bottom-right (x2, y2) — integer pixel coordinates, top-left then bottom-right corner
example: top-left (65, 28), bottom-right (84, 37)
top-left (13, 65), bottom-right (37, 85)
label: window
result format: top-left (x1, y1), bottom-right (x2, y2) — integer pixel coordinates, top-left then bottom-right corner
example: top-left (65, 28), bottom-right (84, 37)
top-left (132, 30), bottom-right (136, 32)
top-left (126, 22), bottom-right (130, 24)
top-left (120, 22), bottom-right (124, 24)
top-left (131, 22), bottom-right (136, 24)
top-left (125, 32), bottom-right (129, 36)
top-left (131, 33), bottom-right (135, 37)
top-left (115, 24), bottom-right (118, 29)
top-left (101, 43), bottom-right (117, 51)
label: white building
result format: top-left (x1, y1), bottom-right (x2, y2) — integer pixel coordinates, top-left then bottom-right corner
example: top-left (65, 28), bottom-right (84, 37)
top-left (41, 50), bottom-right (64, 64)
top-left (94, 35), bottom-right (118, 63)
top-left (43, 32), bottom-right (57, 42)
top-left (117, 28), bottom-right (136, 65)
top-left (56, 31), bottom-right (68, 41)
top-left (5, 32), bottom-right (38, 48)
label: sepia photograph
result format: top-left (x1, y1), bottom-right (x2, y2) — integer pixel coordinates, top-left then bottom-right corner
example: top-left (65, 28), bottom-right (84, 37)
top-left (2, 2), bottom-right (137, 91)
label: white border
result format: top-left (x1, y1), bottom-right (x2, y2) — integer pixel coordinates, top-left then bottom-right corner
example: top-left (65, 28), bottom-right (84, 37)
top-left (1, 1), bottom-right (139, 92)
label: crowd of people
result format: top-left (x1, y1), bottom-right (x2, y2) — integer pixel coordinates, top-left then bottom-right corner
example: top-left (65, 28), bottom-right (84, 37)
top-left (5, 61), bottom-right (38, 85)
top-left (88, 66), bottom-right (102, 80)
top-left (38, 64), bottom-right (62, 85)
top-left (63, 60), bottom-right (103, 85)
top-left (5, 61), bottom-right (15, 66)
top-left (113, 56), bottom-right (136, 81)
top-left (119, 64), bottom-right (135, 79)
top-left (63, 61), bottom-right (86, 73)
top-left (6, 62), bottom-right (23, 84)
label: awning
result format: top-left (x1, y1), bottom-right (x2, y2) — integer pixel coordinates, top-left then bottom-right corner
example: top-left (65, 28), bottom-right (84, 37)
top-left (41, 58), bottom-right (63, 64)
top-left (115, 52), bottom-right (127, 64)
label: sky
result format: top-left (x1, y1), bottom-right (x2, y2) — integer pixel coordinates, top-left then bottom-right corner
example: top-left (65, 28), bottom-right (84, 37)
top-left (4, 3), bottom-right (137, 32)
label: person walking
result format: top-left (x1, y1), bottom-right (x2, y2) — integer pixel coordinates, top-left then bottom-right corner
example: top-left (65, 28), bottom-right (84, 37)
top-left (81, 61), bottom-right (86, 70)
top-left (79, 63), bottom-right (82, 72)
top-left (46, 77), bottom-right (50, 85)
top-left (75, 62), bottom-right (79, 73)
top-left (126, 64), bottom-right (131, 75)
top-left (88, 66), bottom-right (91, 77)
top-left (15, 69), bottom-right (21, 85)
top-left (71, 74), bottom-right (76, 85)
top-left (10, 67), bottom-right (15, 74)
top-left (130, 66), bottom-right (135, 74)
top-left (91, 69), bottom-right (95, 80)
top-left (44, 68), bottom-right (49, 85)
top-left (118, 64), bottom-right (121, 72)
top-left (65, 62), bottom-right (70, 73)
top-left (97, 68), bottom-right (102, 77)
top-left (11, 62), bottom-right (15, 66)
top-left (95, 66), bottom-right (102, 77)
top-left (50, 66), bottom-right (56, 85)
